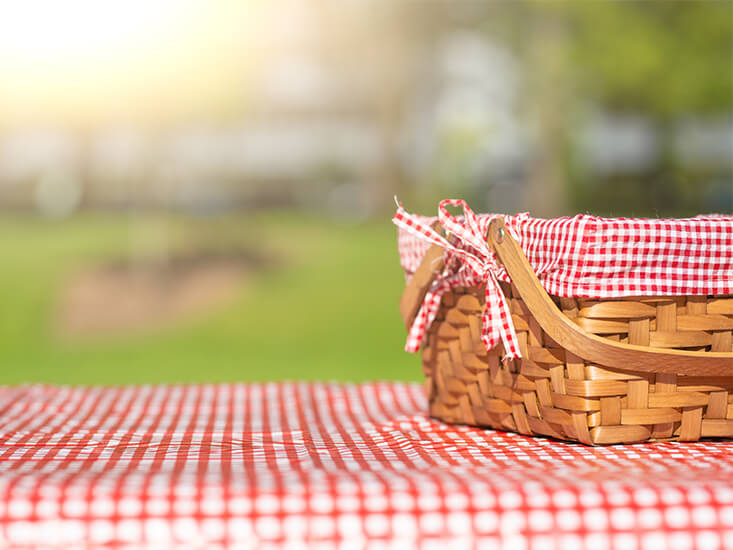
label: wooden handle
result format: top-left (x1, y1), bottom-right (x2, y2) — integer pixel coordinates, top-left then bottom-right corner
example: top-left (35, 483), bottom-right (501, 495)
top-left (399, 244), bottom-right (444, 329)
top-left (399, 221), bottom-right (446, 329)
top-left (487, 218), bottom-right (733, 376)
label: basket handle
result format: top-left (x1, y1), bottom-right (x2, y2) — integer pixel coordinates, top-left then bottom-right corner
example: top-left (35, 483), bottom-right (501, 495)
top-left (399, 244), bottom-right (444, 329)
top-left (487, 218), bottom-right (733, 376)
top-left (399, 222), bottom-right (446, 329)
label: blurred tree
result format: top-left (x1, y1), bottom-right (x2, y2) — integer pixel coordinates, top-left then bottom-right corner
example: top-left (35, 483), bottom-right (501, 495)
top-left (528, 0), bottom-right (733, 216)
top-left (397, 0), bottom-right (731, 216)
top-left (566, 0), bottom-right (732, 117)
top-left (518, 2), bottom-right (576, 217)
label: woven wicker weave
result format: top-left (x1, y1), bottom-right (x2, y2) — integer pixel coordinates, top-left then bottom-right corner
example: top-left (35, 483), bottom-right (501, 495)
top-left (402, 219), bottom-right (733, 445)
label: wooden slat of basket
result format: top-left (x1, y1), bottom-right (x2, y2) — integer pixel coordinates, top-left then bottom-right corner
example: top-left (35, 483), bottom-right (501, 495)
top-left (701, 419), bottom-right (733, 437)
top-left (712, 331), bottom-right (733, 352)
top-left (578, 301), bottom-right (657, 318)
top-left (649, 331), bottom-right (713, 348)
top-left (573, 318), bottom-right (629, 334)
top-left (591, 425), bottom-right (650, 444)
top-left (679, 407), bottom-right (704, 441)
top-left (629, 318), bottom-right (651, 346)
top-left (585, 366), bottom-right (645, 380)
top-left (550, 393), bottom-right (601, 411)
top-left (706, 391), bottom-right (729, 418)
top-left (621, 408), bottom-right (682, 424)
top-left (708, 299), bottom-right (733, 315)
top-left (677, 315), bottom-right (733, 331)
top-left (564, 379), bottom-right (628, 397)
top-left (647, 391), bottom-right (709, 407)
top-left (456, 294), bottom-right (482, 313)
top-left (600, 397), bottom-right (621, 425)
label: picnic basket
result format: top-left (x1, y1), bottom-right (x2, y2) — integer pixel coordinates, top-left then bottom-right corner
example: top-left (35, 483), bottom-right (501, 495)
top-left (395, 202), bottom-right (733, 445)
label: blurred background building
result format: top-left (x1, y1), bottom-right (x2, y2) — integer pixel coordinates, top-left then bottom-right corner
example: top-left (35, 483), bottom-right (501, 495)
top-left (0, 0), bottom-right (730, 383)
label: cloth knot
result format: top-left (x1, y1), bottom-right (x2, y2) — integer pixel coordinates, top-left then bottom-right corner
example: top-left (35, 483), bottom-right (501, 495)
top-left (393, 199), bottom-right (522, 360)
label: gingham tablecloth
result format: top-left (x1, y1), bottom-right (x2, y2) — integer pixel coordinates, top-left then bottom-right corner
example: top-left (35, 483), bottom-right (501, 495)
top-left (1, 383), bottom-right (732, 550)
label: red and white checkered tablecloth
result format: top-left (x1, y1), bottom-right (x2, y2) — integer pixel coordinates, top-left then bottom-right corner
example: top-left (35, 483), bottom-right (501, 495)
top-left (1, 382), bottom-right (732, 550)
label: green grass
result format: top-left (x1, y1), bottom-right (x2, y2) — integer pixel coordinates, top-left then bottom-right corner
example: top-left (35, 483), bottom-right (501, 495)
top-left (0, 212), bottom-right (422, 384)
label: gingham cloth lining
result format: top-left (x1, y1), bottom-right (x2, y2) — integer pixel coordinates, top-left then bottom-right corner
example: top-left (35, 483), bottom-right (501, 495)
top-left (394, 201), bottom-right (733, 355)
top-left (0, 382), bottom-right (732, 550)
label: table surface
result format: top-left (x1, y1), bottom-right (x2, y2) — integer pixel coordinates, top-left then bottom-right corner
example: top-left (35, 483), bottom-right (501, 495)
top-left (0, 382), bottom-right (731, 549)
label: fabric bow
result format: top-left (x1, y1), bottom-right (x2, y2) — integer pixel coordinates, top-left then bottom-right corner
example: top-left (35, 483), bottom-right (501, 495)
top-left (393, 199), bottom-right (522, 360)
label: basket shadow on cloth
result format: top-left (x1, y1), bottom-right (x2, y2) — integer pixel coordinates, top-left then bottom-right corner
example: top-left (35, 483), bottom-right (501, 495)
top-left (401, 219), bottom-right (733, 445)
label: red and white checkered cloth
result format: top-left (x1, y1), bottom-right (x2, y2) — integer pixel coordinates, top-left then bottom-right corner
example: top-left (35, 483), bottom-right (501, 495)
top-left (1, 382), bottom-right (732, 549)
top-left (394, 200), bottom-right (733, 356)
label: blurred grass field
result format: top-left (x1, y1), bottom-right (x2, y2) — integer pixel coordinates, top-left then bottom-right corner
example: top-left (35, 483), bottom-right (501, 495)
top-left (0, 213), bottom-right (421, 384)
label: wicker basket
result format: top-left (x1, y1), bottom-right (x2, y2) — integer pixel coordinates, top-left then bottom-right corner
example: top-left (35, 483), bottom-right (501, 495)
top-left (400, 218), bottom-right (733, 445)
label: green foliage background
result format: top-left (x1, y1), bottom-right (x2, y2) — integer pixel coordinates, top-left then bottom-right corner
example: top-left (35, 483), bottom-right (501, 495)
top-left (0, 214), bottom-right (417, 384)
top-left (540, 0), bottom-right (732, 216)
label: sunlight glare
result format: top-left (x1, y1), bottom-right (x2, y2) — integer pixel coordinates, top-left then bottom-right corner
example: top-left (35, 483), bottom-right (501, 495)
top-left (0, 1), bottom-right (172, 61)
top-left (0, 0), bottom-right (249, 124)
